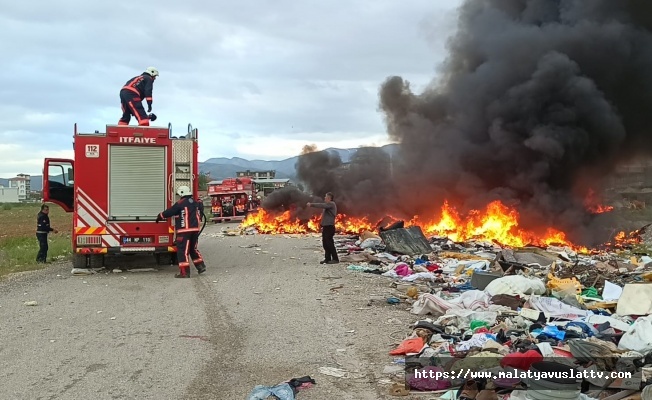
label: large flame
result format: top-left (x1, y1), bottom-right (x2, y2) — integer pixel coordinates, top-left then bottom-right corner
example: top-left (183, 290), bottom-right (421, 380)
top-left (584, 189), bottom-right (614, 214)
top-left (607, 229), bottom-right (642, 249)
top-left (241, 200), bottom-right (595, 252)
top-left (416, 200), bottom-right (582, 250)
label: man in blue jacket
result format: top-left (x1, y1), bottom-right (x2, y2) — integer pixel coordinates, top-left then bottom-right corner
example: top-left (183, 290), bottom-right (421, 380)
top-left (36, 204), bottom-right (58, 263)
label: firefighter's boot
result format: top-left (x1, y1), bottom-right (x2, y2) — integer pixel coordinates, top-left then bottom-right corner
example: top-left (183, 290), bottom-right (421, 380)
top-left (175, 265), bottom-right (190, 278)
top-left (196, 262), bottom-right (207, 274)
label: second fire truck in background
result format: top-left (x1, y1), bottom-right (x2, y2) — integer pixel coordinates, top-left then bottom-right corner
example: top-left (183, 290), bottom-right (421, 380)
top-left (208, 177), bottom-right (260, 222)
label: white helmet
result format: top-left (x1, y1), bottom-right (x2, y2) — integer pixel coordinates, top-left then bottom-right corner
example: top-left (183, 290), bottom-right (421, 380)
top-left (145, 67), bottom-right (159, 77)
top-left (177, 185), bottom-right (191, 197)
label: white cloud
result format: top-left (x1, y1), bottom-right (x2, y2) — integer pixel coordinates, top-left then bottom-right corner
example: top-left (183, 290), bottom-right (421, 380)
top-left (233, 134), bottom-right (395, 160)
top-left (0, 144), bottom-right (74, 178)
top-left (0, 0), bottom-right (463, 177)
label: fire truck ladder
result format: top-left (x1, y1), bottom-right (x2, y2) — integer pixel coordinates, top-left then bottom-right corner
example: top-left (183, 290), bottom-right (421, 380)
top-left (166, 124), bottom-right (198, 255)
top-left (170, 124), bottom-right (198, 202)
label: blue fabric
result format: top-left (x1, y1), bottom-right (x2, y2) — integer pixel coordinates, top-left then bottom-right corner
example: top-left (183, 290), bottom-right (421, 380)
top-left (566, 321), bottom-right (594, 337)
top-left (247, 383), bottom-right (295, 400)
top-left (455, 282), bottom-right (474, 292)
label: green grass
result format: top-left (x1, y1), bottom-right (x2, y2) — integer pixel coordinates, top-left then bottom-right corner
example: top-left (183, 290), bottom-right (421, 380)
top-left (0, 236), bottom-right (72, 276)
top-left (0, 202), bottom-right (73, 278)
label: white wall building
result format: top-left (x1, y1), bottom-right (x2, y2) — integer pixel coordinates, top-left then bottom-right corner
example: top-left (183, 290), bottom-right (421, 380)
top-left (8, 174), bottom-right (30, 201)
top-left (0, 187), bottom-right (19, 203)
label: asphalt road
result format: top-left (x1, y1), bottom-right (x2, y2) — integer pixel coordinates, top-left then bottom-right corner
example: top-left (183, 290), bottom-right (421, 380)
top-left (0, 223), bottom-right (413, 400)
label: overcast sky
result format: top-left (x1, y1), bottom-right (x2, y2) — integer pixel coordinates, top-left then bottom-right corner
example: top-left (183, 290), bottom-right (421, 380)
top-left (0, 0), bottom-right (462, 178)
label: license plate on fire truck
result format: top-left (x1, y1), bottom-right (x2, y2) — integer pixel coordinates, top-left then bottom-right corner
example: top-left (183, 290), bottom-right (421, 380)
top-left (122, 236), bottom-right (154, 244)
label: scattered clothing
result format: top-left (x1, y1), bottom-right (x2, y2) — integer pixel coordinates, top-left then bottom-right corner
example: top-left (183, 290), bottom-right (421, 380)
top-left (286, 376), bottom-right (316, 393)
top-left (247, 376), bottom-right (316, 400)
top-left (247, 383), bottom-right (295, 400)
top-left (500, 349), bottom-right (543, 371)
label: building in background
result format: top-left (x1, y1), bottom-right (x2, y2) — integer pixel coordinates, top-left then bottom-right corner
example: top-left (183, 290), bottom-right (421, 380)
top-left (8, 174), bottom-right (30, 202)
top-left (0, 186), bottom-right (19, 203)
top-left (237, 170), bottom-right (276, 180)
top-left (254, 178), bottom-right (291, 197)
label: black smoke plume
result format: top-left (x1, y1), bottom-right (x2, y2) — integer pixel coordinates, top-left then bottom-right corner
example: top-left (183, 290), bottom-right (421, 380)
top-left (295, 0), bottom-right (652, 246)
top-left (260, 186), bottom-right (315, 221)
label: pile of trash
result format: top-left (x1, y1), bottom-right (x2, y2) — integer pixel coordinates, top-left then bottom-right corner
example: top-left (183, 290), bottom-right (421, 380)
top-left (334, 225), bottom-right (652, 399)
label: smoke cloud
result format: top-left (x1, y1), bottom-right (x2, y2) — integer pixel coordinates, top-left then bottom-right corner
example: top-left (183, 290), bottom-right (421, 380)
top-left (293, 0), bottom-right (652, 246)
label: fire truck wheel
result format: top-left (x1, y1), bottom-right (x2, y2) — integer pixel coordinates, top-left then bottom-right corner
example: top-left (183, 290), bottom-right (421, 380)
top-left (72, 254), bottom-right (87, 269)
top-left (89, 254), bottom-right (104, 269)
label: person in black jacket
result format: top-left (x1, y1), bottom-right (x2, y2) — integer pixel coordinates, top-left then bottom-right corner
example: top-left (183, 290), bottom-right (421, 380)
top-left (118, 67), bottom-right (159, 126)
top-left (156, 185), bottom-right (207, 278)
top-left (36, 204), bottom-right (58, 263)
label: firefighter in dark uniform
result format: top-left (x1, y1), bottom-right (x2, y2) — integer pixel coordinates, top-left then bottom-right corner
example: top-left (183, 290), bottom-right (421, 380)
top-left (118, 67), bottom-right (159, 126)
top-left (36, 204), bottom-right (57, 263)
top-left (156, 185), bottom-right (207, 278)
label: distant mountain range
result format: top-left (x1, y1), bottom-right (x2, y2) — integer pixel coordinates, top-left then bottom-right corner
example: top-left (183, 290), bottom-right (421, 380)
top-left (1, 144), bottom-right (399, 191)
top-left (200, 143), bottom-right (398, 181)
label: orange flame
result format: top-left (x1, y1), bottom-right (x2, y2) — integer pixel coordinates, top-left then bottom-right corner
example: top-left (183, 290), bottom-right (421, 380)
top-left (241, 209), bottom-right (375, 235)
top-left (406, 201), bottom-right (587, 251)
top-left (607, 230), bottom-right (641, 248)
top-left (584, 189), bottom-right (614, 214)
top-left (241, 200), bottom-right (590, 252)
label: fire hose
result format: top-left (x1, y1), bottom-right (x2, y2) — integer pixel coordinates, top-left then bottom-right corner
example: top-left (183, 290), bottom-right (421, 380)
top-left (199, 204), bottom-right (207, 235)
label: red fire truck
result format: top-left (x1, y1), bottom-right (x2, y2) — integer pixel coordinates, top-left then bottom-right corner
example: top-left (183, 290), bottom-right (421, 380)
top-left (42, 123), bottom-right (200, 269)
top-left (208, 177), bottom-right (259, 222)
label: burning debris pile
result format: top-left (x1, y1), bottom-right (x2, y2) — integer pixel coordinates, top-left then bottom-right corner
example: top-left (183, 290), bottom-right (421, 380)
top-left (241, 0), bottom-right (652, 251)
top-left (240, 186), bottom-right (644, 252)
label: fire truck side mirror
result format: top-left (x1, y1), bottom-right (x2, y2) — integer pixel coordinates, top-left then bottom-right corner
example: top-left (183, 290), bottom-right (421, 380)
top-left (68, 167), bottom-right (74, 182)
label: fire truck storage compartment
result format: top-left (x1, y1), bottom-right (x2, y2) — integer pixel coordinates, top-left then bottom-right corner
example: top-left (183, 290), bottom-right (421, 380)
top-left (109, 145), bottom-right (166, 220)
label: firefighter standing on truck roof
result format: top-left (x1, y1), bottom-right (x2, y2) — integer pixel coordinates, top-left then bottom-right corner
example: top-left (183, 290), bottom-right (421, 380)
top-left (118, 67), bottom-right (159, 126)
top-left (156, 185), bottom-right (207, 278)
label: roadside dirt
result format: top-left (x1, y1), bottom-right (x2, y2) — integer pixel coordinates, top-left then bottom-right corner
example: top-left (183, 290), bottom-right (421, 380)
top-left (0, 222), bottom-right (423, 400)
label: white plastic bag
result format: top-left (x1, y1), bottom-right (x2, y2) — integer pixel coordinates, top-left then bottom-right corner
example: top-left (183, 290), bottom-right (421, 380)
top-left (484, 275), bottom-right (546, 296)
top-left (618, 315), bottom-right (652, 353)
top-left (360, 238), bottom-right (382, 249)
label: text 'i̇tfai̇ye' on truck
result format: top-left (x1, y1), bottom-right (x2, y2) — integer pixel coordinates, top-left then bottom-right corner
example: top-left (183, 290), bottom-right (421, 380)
top-left (208, 177), bottom-right (259, 223)
top-left (42, 122), bottom-right (199, 269)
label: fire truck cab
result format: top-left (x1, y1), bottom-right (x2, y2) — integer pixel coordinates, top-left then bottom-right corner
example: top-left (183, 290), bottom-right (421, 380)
top-left (42, 123), bottom-right (200, 269)
top-left (208, 177), bottom-right (259, 222)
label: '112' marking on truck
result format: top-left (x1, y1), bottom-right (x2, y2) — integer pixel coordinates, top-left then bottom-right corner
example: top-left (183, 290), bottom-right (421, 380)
top-left (119, 137), bottom-right (157, 144)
